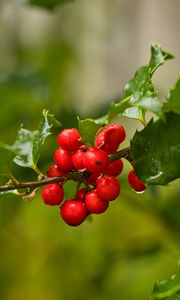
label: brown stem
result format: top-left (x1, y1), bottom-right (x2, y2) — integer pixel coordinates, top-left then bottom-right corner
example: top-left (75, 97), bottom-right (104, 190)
top-left (0, 171), bottom-right (84, 192)
top-left (109, 146), bottom-right (134, 167)
top-left (0, 147), bottom-right (133, 193)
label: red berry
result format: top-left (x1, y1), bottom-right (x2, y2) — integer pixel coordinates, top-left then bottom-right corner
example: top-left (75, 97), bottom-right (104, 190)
top-left (57, 128), bottom-right (81, 152)
top-left (95, 123), bottom-right (126, 154)
top-left (95, 130), bottom-right (119, 154)
top-left (47, 164), bottom-right (66, 177)
top-left (76, 188), bottom-right (88, 201)
top-left (104, 159), bottom-right (123, 176)
top-left (83, 147), bottom-right (109, 173)
top-left (105, 123), bottom-right (126, 145)
top-left (60, 200), bottom-right (87, 226)
top-left (86, 172), bottom-right (100, 184)
top-left (41, 183), bottom-right (64, 206)
top-left (128, 169), bottom-right (146, 192)
top-left (96, 175), bottom-right (120, 201)
top-left (54, 148), bottom-right (73, 171)
top-left (85, 190), bottom-right (109, 214)
top-left (72, 146), bottom-right (87, 170)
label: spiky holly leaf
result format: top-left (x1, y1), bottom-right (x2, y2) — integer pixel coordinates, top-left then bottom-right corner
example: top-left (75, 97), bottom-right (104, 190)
top-left (151, 262), bottom-right (180, 299)
top-left (32, 109), bottom-right (61, 165)
top-left (4, 128), bottom-right (36, 168)
top-left (131, 112), bottom-right (180, 185)
top-left (108, 45), bottom-right (173, 121)
top-left (3, 110), bottom-right (61, 171)
top-left (163, 75), bottom-right (180, 114)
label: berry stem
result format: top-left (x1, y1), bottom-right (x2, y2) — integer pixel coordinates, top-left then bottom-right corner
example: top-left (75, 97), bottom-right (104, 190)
top-left (109, 146), bottom-right (134, 166)
top-left (33, 164), bottom-right (45, 179)
top-left (75, 181), bottom-right (82, 199)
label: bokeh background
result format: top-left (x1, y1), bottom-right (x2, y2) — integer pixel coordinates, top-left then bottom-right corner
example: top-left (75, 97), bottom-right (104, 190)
top-left (0, 0), bottom-right (180, 299)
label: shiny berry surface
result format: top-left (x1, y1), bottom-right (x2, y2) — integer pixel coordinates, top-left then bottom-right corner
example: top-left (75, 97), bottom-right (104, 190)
top-left (72, 147), bottom-right (87, 170)
top-left (96, 175), bottom-right (120, 201)
top-left (104, 159), bottom-right (123, 176)
top-left (95, 130), bottom-right (119, 154)
top-left (60, 200), bottom-right (87, 226)
top-left (41, 183), bottom-right (64, 206)
top-left (105, 123), bottom-right (126, 145)
top-left (54, 148), bottom-right (73, 171)
top-left (128, 169), bottom-right (147, 192)
top-left (85, 190), bottom-right (109, 214)
top-left (57, 128), bottom-right (81, 152)
top-left (83, 147), bottom-right (109, 173)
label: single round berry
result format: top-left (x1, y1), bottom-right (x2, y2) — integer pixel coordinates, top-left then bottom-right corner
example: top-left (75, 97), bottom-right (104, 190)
top-left (83, 147), bottom-right (109, 173)
top-left (128, 169), bottom-right (147, 192)
top-left (95, 130), bottom-right (119, 154)
top-left (96, 175), bottom-right (120, 201)
top-left (105, 123), bottom-right (126, 145)
top-left (104, 159), bottom-right (123, 176)
top-left (72, 146), bottom-right (87, 170)
top-left (57, 128), bottom-right (81, 152)
top-left (85, 190), bottom-right (109, 214)
top-left (41, 183), bottom-right (64, 206)
top-left (60, 200), bottom-right (87, 226)
top-left (47, 164), bottom-right (67, 178)
top-left (54, 148), bottom-right (74, 171)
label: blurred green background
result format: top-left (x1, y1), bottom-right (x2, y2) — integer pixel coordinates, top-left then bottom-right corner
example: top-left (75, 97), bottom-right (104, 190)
top-left (0, 0), bottom-right (180, 299)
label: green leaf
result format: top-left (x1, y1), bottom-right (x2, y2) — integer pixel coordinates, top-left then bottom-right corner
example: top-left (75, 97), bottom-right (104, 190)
top-left (4, 128), bottom-right (37, 168)
top-left (149, 44), bottom-right (174, 75)
top-left (77, 116), bottom-right (108, 146)
top-left (3, 110), bottom-right (61, 170)
top-left (151, 262), bottom-right (180, 299)
top-left (163, 75), bottom-right (180, 114)
top-left (131, 112), bottom-right (180, 185)
top-left (32, 109), bottom-right (61, 165)
top-left (109, 45), bottom-right (173, 121)
top-left (18, 0), bottom-right (75, 9)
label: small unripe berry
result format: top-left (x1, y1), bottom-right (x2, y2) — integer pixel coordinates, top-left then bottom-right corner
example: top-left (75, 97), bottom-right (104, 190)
top-left (85, 190), bottom-right (109, 214)
top-left (54, 148), bottom-right (73, 171)
top-left (41, 183), bottom-right (64, 205)
top-left (57, 128), bottom-right (81, 152)
top-left (83, 147), bottom-right (109, 173)
top-left (104, 159), bottom-right (123, 176)
top-left (128, 169), bottom-right (146, 192)
top-left (96, 175), bottom-right (120, 201)
top-left (60, 200), bottom-right (87, 226)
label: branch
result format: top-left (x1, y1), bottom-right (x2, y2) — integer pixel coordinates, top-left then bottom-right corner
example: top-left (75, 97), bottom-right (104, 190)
top-left (0, 147), bottom-right (133, 193)
top-left (110, 146), bottom-right (133, 166)
top-left (0, 171), bottom-right (84, 192)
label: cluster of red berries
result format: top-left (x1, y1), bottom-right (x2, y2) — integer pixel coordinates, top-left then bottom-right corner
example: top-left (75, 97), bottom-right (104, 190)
top-left (41, 124), bottom-right (146, 226)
